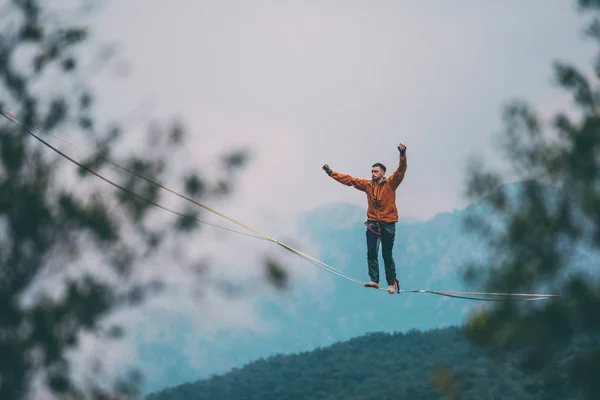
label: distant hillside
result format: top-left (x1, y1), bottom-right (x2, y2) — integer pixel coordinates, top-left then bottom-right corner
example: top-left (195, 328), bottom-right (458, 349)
top-left (145, 325), bottom-right (561, 400)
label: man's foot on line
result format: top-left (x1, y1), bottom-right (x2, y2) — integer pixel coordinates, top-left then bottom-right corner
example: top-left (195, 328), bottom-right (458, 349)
top-left (387, 285), bottom-right (395, 294)
top-left (364, 281), bottom-right (379, 289)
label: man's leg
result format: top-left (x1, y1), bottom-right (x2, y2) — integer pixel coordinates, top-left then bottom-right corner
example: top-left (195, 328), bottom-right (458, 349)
top-left (381, 222), bottom-right (397, 294)
top-left (365, 222), bottom-right (380, 287)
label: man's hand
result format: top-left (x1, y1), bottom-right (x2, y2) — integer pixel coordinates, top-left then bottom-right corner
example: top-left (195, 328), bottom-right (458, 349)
top-left (398, 143), bottom-right (406, 155)
top-left (322, 164), bottom-right (332, 176)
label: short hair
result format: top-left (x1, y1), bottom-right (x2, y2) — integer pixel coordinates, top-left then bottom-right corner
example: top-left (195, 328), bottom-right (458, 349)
top-left (372, 162), bottom-right (386, 173)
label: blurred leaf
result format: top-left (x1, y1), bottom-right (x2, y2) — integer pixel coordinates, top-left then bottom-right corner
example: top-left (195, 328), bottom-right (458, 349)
top-left (579, 0), bottom-right (600, 10)
top-left (61, 57), bottom-right (76, 71)
top-left (78, 116), bottom-right (93, 130)
top-left (223, 149), bottom-right (249, 171)
top-left (431, 365), bottom-right (467, 400)
top-left (33, 53), bottom-right (46, 73)
top-left (212, 180), bottom-right (230, 197)
top-left (174, 209), bottom-right (199, 232)
top-left (19, 23), bottom-right (43, 42)
top-left (58, 28), bottom-right (87, 47)
top-left (569, 347), bottom-right (600, 398)
top-left (264, 257), bottom-right (288, 290)
top-left (583, 17), bottom-right (600, 41)
top-left (183, 173), bottom-right (204, 197)
top-left (79, 91), bottom-right (92, 110)
top-left (44, 97), bottom-right (68, 131)
top-left (48, 372), bottom-right (70, 394)
top-left (553, 62), bottom-right (596, 111)
top-left (169, 121), bottom-right (185, 145)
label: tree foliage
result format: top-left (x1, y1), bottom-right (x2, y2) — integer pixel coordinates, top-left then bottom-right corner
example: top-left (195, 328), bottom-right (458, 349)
top-left (461, 1), bottom-right (600, 399)
top-left (0, 1), bottom-right (278, 398)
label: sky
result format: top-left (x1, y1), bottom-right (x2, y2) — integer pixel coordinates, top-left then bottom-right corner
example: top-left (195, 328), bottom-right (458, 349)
top-left (81, 0), bottom-right (593, 224)
top-left (15, 0), bottom-right (598, 393)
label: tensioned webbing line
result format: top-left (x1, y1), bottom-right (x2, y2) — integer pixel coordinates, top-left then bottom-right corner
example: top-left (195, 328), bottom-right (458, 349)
top-left (0, 109), bottom-right (364, 286)
top-left (0, 109), bottom-right (560, 301)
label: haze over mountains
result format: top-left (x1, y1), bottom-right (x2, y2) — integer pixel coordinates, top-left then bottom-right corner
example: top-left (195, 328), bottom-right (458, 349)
top-left (134, 181), bottom-right (501, 393)
top-left (136, 180), bottom-right (598, 395)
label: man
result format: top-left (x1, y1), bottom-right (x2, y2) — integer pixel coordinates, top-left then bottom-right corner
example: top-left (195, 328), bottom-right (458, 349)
top-left (322, 143), bottom-right (407, 294)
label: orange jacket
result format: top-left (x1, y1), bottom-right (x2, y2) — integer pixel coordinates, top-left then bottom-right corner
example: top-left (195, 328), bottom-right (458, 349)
top-left (329, 154), bottom-right (407, 223)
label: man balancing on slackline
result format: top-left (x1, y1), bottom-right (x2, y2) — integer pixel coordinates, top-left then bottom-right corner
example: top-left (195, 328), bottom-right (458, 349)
top-left (322, 143), bottom-right (407, 294)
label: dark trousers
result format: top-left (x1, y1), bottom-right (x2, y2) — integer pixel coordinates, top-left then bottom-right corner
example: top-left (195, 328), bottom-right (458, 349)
top-left (365, 221), bottom-right (396, 285)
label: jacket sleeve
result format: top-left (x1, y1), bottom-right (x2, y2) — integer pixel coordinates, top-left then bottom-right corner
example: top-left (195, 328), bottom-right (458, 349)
top-left (387, 153), bottom-right (407, 190)
top-left (330, 171), bottom-right (369, 192)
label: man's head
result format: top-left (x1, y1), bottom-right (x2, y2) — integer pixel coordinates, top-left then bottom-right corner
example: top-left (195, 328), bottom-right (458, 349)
top-left (371, 163), bottom-right (386, 181)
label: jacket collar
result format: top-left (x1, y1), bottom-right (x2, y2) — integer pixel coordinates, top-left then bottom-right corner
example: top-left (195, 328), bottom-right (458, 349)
top-left (370, 177), bottom-right (387, 185)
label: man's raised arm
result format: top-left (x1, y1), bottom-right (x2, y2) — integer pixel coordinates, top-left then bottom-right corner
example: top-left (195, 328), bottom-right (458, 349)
top-left (322, 164), bottom-right (368, 192)
top-left (388, 143), bottom-right (407, 190)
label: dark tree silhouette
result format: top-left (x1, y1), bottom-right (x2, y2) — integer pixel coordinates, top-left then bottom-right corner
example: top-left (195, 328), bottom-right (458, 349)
top-left (461, 1), bottom-right (600, 399)
top-left (0, 1), bottom-right (284, 398)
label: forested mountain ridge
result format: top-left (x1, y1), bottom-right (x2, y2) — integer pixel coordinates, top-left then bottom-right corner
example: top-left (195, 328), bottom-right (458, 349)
top-left (145, 326), bottom-right (562, 400)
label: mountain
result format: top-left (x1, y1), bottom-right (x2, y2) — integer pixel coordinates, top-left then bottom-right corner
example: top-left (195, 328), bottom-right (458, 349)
top-left (133, 183), bottom-right (498, 394)
top-left (144, 325), bottom-right (559, 400)
top-left (135, 180), bottom-right (598, 394)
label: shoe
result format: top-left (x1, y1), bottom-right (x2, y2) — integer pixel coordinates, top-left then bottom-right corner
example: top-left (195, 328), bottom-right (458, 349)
top-left (364, 281), bottom-right (379, 289)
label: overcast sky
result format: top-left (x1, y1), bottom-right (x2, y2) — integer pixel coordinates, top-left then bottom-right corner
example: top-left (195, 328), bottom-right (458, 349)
top-left (85, 0), bottom-right (594, 225)
top-left (42, 0), bottom-right (596, 389)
